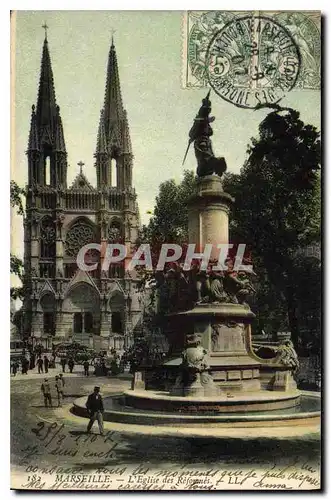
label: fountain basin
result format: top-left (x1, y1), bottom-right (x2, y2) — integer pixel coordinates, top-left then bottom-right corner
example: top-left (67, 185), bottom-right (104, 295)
top-left (123, 389), bottom-right (300, 413)
top-left (72, 390), bottom-right (320, 432)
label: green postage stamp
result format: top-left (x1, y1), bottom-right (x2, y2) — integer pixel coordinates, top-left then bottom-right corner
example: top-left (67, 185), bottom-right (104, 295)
top-left (182, 11), bottom-right (321, 107)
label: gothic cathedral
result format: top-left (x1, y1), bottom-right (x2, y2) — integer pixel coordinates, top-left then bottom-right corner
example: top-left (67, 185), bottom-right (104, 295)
top-left (23, 33), bottom-right (141, 352)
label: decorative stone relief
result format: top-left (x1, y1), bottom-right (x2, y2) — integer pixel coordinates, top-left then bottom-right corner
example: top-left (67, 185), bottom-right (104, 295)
top-left (65, 222), bottom-right (95, 257)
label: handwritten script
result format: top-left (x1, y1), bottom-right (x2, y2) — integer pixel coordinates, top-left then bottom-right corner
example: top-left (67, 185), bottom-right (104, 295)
top-left (12, 420), bottom-right (320, 491)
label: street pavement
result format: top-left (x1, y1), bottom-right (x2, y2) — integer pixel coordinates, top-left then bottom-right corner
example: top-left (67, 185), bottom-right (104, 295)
top-left (11, 369), bottom-right (321, 490)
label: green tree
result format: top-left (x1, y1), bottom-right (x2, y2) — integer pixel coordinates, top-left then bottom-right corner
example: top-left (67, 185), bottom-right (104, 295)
top-left (10, 180), bottom-right (26, 300)
top-left (10, 180), bottom-right (26, 217)
top-left (140, 107), bottom-right (321, 349)
top-left (224, 106), bottom-right (321, 348)
top-left (142, 169), bottom-right (196, 246)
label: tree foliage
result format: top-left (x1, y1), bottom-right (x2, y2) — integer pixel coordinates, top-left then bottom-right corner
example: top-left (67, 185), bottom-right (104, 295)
top-left (145, 107), bottom-right (321, 349)
top-left (142, 169), bottom-right (196, 246)
top-left (10, 181), bottom-right (26, 299)
top-left (224, 107), bottom-right (321, 348)
top-left (10, 180), bottom-right (26, 217)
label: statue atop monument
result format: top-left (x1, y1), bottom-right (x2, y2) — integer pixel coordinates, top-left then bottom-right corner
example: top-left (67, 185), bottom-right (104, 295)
top-left (183, 90), bottom-right (227, 178)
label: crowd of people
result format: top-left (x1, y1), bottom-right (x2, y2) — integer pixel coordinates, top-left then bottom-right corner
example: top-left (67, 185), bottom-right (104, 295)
top-left (10, 341), bottom-right (168, 379)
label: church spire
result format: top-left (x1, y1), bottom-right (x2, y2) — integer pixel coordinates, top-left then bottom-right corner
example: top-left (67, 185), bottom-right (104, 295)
top-left (96, 109), bottom-right (108, 155)
top-left (54, 105), bottom-right (66, 153)
top-left (28, 105), bottom-right (39, 151)
top-left (95, 38), bottom-right (134, 189)
top-left (36, 34), bottom-right (57, 134)
top-left (103, 37), bottom-right (124, 143)
top-left (27, 28), bottom-right (68, 187)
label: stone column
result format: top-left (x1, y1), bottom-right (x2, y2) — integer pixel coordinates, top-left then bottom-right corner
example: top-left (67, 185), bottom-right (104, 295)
top-left (187, 175), bottom-right (233, 260)
top-left (180, 174), bottom-right (261, 393)
top-left (55, 307), bottom-right (66, 339)
top-left (99, 212), bottom-right (110, 275)
top-left (100, 308), bottom-right (110, 337)
top-left (55, 213), bottom-right (65, 277)
top-left (31, 309), bottom-right (42, 339)
top-left (30, 213), bottom-right (40, 275)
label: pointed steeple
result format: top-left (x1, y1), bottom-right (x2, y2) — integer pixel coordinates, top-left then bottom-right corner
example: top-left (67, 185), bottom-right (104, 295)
top-left (95, 109), bottom-right (108, 155)
top-left (122, 110), bottom-right (132, 155)
top-left (27, 30), bottom-right (68, 188)
top-left (36, 36), bottom-right (57, 135)
top-left (54, 105), bottom-right (66, 153)
top-left (95, 38), bottom-right (134, 189)
top-left (103, 38), bottom-right (124, 142)
top-left (28, 105), bottom-right (39, 151)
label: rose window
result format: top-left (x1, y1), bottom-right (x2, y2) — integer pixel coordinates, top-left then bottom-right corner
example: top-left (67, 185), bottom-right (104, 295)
top-left (65, 222), bottom-right (96, 257)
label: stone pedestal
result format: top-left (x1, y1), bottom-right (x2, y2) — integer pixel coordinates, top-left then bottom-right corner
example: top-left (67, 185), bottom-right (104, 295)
top-left (100, 310), bottom-right (110, 337)
top-left (167, 304), bottom-right (261, 393)
top-left (131, 371), bottom-right (146, 390)
top-left (188, 175), bottom-right (234, 258)
top-left (164, 175), bottom-right (261, 394)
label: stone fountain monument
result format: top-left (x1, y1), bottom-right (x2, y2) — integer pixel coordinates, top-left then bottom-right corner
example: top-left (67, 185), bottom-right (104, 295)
top-left (73, 92), bottom-right (320, 437)
top-left (129, 90), bottom-right (298, 411)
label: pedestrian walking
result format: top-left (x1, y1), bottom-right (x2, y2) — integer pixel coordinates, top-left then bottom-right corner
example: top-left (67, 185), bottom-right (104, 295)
top-left (41, 378), bottom-right (52, 408)
top-left (59, 373), bottom-right (65, 395)
top-left (35, 343), bottom-right (43, 357)
top-left (83, 360), bottom-right (89, 377)
top-left (12, 360), bottom-right (19, 376)
top-left (37, 356), bottom-right (44, 374)
top-left (60, 358), bottom-right (66, 373)
top-left (86, 386), bottom-right (104, 435)
top-left (44, 355), bottom-right (49, 374)
top-left (55, 375), bottom-right (64, 407)
top-left (21, 357), bottom-right (29, 374)
top-left (50, 354), bottom-right (56, 369)
top-left (68, 357), bottom-right (75, 374)
top-left (29, 352), bottom-right (35, 370)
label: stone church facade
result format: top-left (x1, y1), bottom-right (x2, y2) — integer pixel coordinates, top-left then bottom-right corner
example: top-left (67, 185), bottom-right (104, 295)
top-left (22, 34), bottom-right (142, 352)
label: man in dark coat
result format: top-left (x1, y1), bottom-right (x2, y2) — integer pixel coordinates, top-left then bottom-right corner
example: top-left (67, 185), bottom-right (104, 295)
top-left (21, 357), bottom-right (29, 374)
top-left (29, 352), bottom-right (35, 370)
top-left (68, 357), bottom-right (75, 374)
top-left (37, 356), bottom-right (44, 374)
top-left (86, 386), bottom-right (104, 435)
top-left (83, 360), bottom-right (89, 377)
top-left (60, 358), bottom-right (67, 373)
top-left (11, 360), bottom-right (19, 376)
top-left (44, 355), bottom-right (49, 373)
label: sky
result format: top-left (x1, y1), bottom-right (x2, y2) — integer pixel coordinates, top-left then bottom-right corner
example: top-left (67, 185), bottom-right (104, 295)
top-left (11, 10), bottom-right (321, 262)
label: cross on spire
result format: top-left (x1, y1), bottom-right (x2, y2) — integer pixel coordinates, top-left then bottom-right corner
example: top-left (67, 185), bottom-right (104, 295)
top-left (110, 28), bottom-right (116, 46)
top-left (77, 160), bottom-right (85, 174)
top-left (42, 22), bottom-right (48, 40)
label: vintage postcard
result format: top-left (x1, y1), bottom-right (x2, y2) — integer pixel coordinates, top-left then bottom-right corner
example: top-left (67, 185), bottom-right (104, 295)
top-left (10, 10), bottom-right (321, 491)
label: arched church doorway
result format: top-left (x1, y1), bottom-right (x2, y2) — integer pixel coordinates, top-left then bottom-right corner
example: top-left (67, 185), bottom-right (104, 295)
top-left (73, 311), bottom-right (94, 334)
top-left (109, 290), bottom-right (125, 334)
top-left (63, 284), bottom-right (100, 342)
top-left (40, 292), bottom-right (56, 336)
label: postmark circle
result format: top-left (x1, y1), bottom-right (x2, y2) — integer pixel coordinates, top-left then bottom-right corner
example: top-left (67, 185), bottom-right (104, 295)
top-left (205, 15), bottom-right (301, 109)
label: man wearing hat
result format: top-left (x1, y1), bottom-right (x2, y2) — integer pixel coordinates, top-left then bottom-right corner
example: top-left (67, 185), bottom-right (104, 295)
top-left (86, 386), bottom-right (104, 435)
top-left (41, 378), bottom-right (52, 408)
top-left (55, 376), bottom-right (63, 407)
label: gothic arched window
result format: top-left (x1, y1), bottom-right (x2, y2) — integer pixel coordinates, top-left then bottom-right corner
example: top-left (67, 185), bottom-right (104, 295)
top-left (111, 159), bottom-right (117, 187)
top-left (65, 220), bottom-right (96, 257)
top-left (108, 220), bottom-right (122, 243)
top-left (45, 156), bottom-right (51, 185)
top-left (40, 217), bottom-right (56, 258)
